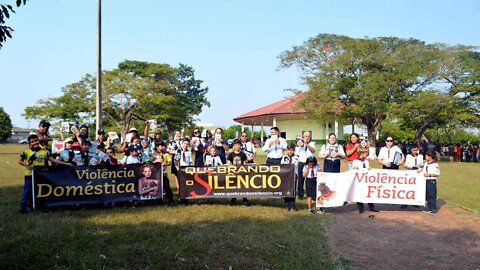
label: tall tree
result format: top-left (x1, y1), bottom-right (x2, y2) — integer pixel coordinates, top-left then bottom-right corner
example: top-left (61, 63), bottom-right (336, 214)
top-left (23, 60), bottom-right (210, 138)
top-left (0, 0), bottom-right (27, 50)
top-left (0, 107), bottom-right (13, 140)
top-left (23, 74), bottom-right (96, 125)
top-left (279, 34), bottom-right (447, 145)
top-left (118, 60), bottom-right (210, 133)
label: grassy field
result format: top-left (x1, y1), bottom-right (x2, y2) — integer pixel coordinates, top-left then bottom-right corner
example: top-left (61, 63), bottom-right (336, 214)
top-left (0, 144), bottom-right (478, 269)
top-left (0, 144), bottom-right (332, 270)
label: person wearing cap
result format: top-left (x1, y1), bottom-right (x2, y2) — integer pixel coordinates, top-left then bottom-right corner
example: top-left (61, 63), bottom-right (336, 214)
top-left (121, 144), bottom-right (141, 164)
top-left (95, 129), bottom-right (106, 144)
top-left (120, 127), bottom-right (140, 153)
top-left (34, 120), bottom-right (52, 148)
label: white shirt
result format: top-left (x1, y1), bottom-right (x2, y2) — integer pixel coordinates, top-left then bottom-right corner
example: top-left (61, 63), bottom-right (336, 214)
top-left (377, 145), bottom-right (403, 163)
top-left (297, 141), bottom-right (316, 163)
top-left (241, 141), bottom-right (256, 161)
top-left (319, 144), bottom-right (345, 160)
top-left (404, 154), bottom-right (424, 169)
top-left (352, 158), bottom-right (370, 170)
top-left (262, 137), bottom-right (287, 159)
top-left (204, 155), bottom-right (223, 166)
top-left (422, 161), bottom-right (440, 180)
top-left (303, 164), bottom-right (321, 178)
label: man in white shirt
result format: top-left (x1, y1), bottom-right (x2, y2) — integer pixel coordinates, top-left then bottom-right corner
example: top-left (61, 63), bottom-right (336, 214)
top-left (377, 137), bottom-right (404, 170)
top-left (263, 127), bottom-right (287, 165)
top-left (296, 131), bottom-right (316, 200)
top-left (240, 131), bottom-right (256, 163)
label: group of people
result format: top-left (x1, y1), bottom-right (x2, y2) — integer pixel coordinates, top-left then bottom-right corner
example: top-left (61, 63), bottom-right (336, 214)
top-left (19, 120), bottom-right (440, 216)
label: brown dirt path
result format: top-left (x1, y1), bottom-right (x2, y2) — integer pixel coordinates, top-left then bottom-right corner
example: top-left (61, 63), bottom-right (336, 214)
top-left (325, 201), bottom-right (480, 270)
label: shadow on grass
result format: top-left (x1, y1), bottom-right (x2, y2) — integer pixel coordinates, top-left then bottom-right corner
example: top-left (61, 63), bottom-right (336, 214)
top-left (0, 185), bottom-right (332, 270)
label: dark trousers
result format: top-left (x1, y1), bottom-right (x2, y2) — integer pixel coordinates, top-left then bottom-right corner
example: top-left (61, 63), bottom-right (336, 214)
top-left (268, 158), bottom-right (296, 208)
top-left (297, 162), bottom-right (306, 197)
top-left (20, 175), bottom-right (32, 211)
top-left (426, 180), bottom-right (437, 211)
top-left (382, 163), bottom-right (399, 170)
top-left (163, 174), bottom-right (174, 203)
top-left (357, 202), bottom-right (375, 212)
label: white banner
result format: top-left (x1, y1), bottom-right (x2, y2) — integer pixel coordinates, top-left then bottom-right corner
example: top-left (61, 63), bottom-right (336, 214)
top-left (316, 169), bottom-right (426, 208)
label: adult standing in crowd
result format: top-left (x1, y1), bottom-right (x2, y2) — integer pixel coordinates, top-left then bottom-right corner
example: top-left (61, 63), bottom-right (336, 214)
top-left (377, 136), bottom-right (404, 169)
top-left (240, 131), bottom-right (256, 163)
top-left (345, 133), bottom-right (361, 170)
top-left (296, 131), bottom-right (316, 200)
top-left (208, 128), bottom-right (229, 164)
top-left (168, 129), bottom-right (183, 182)
top-left (191, 128), bottom-right (205, 166)
top-left (318, 133), bottom-right (345, 173)
top-left (262, 127), bottom-right (288, 166)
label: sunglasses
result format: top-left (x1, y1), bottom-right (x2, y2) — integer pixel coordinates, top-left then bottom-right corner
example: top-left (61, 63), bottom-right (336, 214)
top-left (386, 140), bottom-right (393, 142)
top-left (193, 131), bottom-right (200, 133)
top-left (241, 135), bottom-right (248, 137)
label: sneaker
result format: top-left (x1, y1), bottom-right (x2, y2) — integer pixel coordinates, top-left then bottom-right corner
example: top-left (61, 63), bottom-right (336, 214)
top-left (307, 209), bottom-right (315, 214)
top-left (316, 208), bottom-right (325, 214)
top-left (421, 210), bottom-right (431, 214)
top-left (430, 210), bottom-right (437, 215)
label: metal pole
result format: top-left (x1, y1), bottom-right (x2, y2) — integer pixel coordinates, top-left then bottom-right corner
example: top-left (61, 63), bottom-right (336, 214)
top-left (95, 0), bottom-right (103, 132)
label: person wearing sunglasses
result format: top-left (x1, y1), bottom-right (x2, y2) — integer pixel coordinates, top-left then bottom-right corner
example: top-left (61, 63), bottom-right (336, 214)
top-left (191, 128), bottom-right (205, 166)
top-left (377, 137), bottom-right (404, 169)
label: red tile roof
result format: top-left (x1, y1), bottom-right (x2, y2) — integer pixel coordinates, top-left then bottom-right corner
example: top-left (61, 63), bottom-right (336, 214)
top-left (233, 94), bottom-right (305, 121)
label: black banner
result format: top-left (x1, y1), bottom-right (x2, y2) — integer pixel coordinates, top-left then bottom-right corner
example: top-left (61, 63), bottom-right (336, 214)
top-left (178, 164), bottom-right (295, 199)
top-left (33, 164), bottom-right (163, 208)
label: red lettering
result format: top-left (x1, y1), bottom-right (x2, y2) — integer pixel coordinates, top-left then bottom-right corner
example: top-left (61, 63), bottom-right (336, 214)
top-left (189, 170), bottom-right (212, 197)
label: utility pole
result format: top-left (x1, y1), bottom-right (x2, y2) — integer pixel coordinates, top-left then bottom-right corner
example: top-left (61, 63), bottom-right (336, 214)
top-left (95, 0), bottom-right (102, 133)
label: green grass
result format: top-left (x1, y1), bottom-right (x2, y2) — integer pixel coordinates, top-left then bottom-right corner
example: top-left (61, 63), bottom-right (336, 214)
top-left (0, 144), bottom-right (332, 270)
top-left (1, 144), bottom-right (479, 269)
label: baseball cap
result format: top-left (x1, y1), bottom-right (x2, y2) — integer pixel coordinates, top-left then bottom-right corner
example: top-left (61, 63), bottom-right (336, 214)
top-left (39, 120), bottom-right (51, 127)
top-left (97, 128), bottom-right (105, 135)
top-left (64, 137), bottom-right (74, 143)
top-left (128, 127), bottom-right (138, 132)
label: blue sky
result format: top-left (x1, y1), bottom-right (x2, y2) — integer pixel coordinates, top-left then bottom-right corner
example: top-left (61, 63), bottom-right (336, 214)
top-left (1, 0), bottom-right (479, 129)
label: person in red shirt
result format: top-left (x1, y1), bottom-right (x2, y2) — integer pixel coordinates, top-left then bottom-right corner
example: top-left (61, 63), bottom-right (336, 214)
top-left (346, 133), bottom-right (360, 170)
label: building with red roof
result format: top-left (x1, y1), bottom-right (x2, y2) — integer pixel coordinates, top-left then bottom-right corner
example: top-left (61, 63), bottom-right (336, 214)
top-left (233, 94), bottom-right (344, 143)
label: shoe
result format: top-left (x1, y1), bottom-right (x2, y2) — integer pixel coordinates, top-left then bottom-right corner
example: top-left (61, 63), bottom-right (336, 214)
top-left (358, 209), bottom-right (365, 214)
top-left (307, 209), bottom-right (315, 214)
top-left (243, 201), bottom-right (252, 207)
top-left (412, 205), bottom-right (420, 208)
top-left (316, 208), bottom-right (325, 214)
top-left (430, 211), bottom-right (437, 215)
top-left (229, 199), bottom-right (237, 207)
top-left (370, 209), bottom-right (380, 213)
top-left (422, 210), bottom-right (431, 214)
top-left (400, 205), bottom-right (407, 209)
